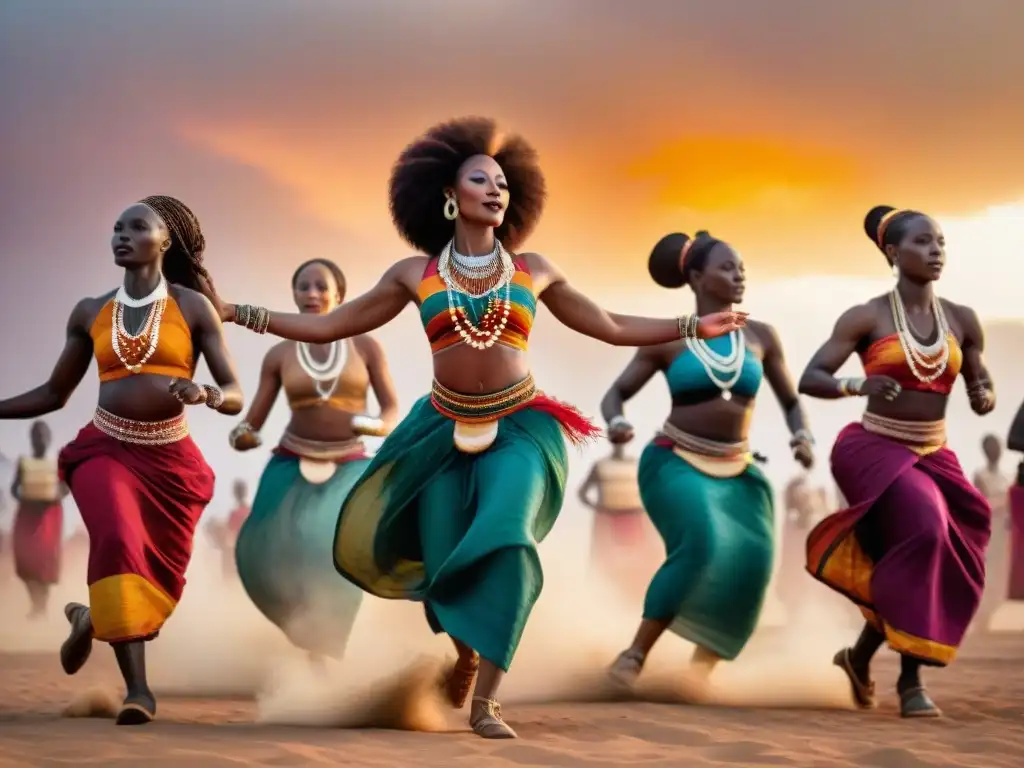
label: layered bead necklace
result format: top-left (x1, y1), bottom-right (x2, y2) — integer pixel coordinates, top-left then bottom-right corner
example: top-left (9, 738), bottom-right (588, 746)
top-left (112, 278), bottom-right (169, 374)
top-left (686, 329), bottom-right (746, 400)
top-left (437, 238), bottom-right (516, 350)
top-left (296, 340), bottom-right (347, 401)
top-left (889, 289), bottom-right (950, 383)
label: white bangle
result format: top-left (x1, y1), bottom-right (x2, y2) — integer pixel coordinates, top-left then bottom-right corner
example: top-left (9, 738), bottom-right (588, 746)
top-left (608, 415), bottom-right (629, 430)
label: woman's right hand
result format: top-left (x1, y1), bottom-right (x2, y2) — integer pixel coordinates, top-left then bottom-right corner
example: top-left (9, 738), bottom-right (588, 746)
top-left (858, 375), bottom-right (902, 401)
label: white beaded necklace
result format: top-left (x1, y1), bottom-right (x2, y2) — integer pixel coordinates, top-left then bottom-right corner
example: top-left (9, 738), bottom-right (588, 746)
top-left (686, 330), bottom-right (746, 400)
top-left (889, 289), bottom-right (950, 383)
top-left (437, 239), bottom-right (516, 350)
top-left (111, 278), bottom-right (169, 374)
top-left (296, 340), bottom-right (348, 401)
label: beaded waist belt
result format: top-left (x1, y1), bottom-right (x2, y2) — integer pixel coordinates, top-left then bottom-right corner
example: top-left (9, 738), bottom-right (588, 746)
top-left (93, 408), bottom-right (189, 446)
top-left (430, 375), bottom-right (537, 422)
top-left (278, 431), bottom-right (365, 462)
top-left (659, 421), bottom-right (748, 458)
top-left (862, 412), bottom-right (947, 448)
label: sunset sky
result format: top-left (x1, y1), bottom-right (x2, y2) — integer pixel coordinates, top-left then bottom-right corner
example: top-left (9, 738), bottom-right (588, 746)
top-left (1, 1), bottom-right (1023, 523)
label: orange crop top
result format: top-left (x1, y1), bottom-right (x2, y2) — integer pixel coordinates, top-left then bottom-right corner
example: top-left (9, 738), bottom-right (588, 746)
top-left (90, 296), bottom-right (194, 383)
top-left (859, 333), bottom-right (962, 395)
top-left (283, 339), bottom-right (370, 412)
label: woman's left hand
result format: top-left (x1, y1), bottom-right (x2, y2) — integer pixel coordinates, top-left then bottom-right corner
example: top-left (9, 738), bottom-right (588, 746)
top-left (790, 438), bottom-right (814, 469)
top-left (168, 378), bottom-right (208, 406)
top-left (697, 311), bottom-right (749, 339)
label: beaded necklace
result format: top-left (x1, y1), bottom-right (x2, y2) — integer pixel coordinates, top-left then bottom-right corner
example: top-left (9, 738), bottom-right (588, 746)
top-left (437, 239), bottom-right (516, 350)
top-left (111, 278), bottom-right (169, 374)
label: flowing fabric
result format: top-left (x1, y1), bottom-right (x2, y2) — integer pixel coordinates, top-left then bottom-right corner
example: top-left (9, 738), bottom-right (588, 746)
top-left (13, 502), bottom-right (63, 585)
top-left (806, 423), bottom-right (990, 665)
top-left (1009, 486), bottom-right (1024, 601)
top-left (235, 454), bottom-right (369, 656)
top-left (638, 442), bottom-right (775, 661)
top-left (58, 423), bottom-right (215, 643)
top-left (332, 395), bottom-right (572, 671)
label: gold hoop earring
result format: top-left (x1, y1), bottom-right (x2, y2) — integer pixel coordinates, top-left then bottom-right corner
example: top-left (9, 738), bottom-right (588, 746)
top-left (162, 240), bottom-right (172, 253)
top-left (443, 194), bottom-right (459, 221)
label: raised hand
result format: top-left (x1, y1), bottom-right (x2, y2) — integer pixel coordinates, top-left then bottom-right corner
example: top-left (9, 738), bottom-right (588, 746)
top-left (196, 275), bottom-right (235, 323)
top-left (697, 311), bottom-right (749, 340)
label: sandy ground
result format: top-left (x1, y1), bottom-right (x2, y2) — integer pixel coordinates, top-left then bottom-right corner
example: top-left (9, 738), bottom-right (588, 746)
top-left (2, 545), bottom-right (1024, 767)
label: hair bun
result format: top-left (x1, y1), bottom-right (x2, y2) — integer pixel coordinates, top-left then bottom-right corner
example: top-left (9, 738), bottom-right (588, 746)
top-left (695, 230), bottom-right (710, 238)
top-left (863, 205), bottom-right (895, 245)
top-left (648, 232), bottom-right (690, 288)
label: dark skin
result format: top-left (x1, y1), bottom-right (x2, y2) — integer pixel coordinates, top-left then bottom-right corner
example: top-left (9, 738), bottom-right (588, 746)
top-left (0, 204), bottom-right (243, 422)
top-left (798, 216), bottom-right (994, 419)
top-left (232, 262), bottom-right (399, 451)
top-left (202, 153), bottom-right (746, 720)
top-left (601, 242), bottom-right (812, 674)
top-left (797, 214), bottom-right (994, 706)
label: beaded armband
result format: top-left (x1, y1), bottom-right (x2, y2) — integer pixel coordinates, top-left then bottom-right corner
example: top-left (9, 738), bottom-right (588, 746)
top-left (676, 314), bottom-right (700, 340)
top-left (234, 304), bottom-right (271, 334)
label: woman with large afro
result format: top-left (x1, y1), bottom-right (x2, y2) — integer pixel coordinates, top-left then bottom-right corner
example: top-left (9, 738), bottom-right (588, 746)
top-left (207, 117), bottom-right (747, 739)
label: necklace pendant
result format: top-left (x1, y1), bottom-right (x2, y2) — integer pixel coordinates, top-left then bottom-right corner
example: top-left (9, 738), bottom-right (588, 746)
top-left (128, 364), bottom-right (142, 374)
top-left (722, 390), bottom-right (732, 401)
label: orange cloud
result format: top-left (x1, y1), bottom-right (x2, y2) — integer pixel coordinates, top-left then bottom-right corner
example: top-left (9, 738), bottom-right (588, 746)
top-left (624, 136), bottom-right (864, 214)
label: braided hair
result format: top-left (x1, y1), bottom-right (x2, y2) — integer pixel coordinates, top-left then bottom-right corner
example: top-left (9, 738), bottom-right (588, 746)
top-left (864, 205), bottom-right (927, 265)
top-left (291, 258), bottom-right (347, 300)
top-left (139, 195), bottom-right (210, 292)
top-left (388, 117), bottom-right (546, 256)
top-left (648, 230), bottom-right (725, 289)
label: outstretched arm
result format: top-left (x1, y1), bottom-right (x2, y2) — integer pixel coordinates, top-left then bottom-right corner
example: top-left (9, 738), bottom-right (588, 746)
top-left (221, 259), bottom-right (418, 343)
top-left (185, 291), bottom-right (244, 416)
top-left (759, 322), bottom-right (813, 467)
top-left (358, 336), bottom-right (400, 434)
top-left (532, 254), bottom-right (746, 346)
top-left (0, 299), bottom-right (95, 420)
top-left (958, 304), bottom-right (995, 415)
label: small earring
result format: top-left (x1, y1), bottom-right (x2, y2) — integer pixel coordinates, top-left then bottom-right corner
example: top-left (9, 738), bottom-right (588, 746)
top-left (891, 261), bottom-right (899, 277)
top-left (443, 193), bottom-right (459, 221)
top-left (162, 240), bottom-right (171, 252)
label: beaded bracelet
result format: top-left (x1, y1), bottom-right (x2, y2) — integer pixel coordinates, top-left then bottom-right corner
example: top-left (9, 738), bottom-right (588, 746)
top-left (234, 304), bottom-right (271, 334)
top-left (202, 385), bottom-right (225, 410)
top-left (676, 314), bottom-right (700, 340)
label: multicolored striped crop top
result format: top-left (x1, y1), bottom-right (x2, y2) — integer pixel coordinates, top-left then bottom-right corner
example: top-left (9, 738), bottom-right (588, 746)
top-left (417, 256), bottom-right (536, 354)
top-left (90, 296), bottom-right (194, 383)
top-left (860, 333), bottom-right (962, 395)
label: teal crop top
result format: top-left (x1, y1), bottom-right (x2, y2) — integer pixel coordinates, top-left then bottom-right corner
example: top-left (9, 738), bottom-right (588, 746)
top-left (664, 333), bottom-right (763, 403)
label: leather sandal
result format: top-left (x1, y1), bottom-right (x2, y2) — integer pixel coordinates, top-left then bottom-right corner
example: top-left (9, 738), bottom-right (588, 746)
top-left (470, 696), bottom-right (517, 739)
top-left (833, 648), bottom-right (876, 709)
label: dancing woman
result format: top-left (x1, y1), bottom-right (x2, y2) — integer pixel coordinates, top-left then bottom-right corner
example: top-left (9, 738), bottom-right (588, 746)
top-left (230, 258), bottom-right (398, 661)
top-left (799, 206), bottom-right (993, 718)
top-left (602, 231), bottom-right (813, 686)
top-left (0, 196), bottom-right (243, 725)
top-left (206, 117), bottom-right (746, 739)
top-left (10, 420), bottom-right (68, 619)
